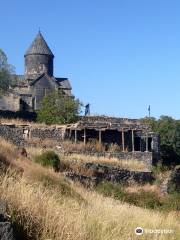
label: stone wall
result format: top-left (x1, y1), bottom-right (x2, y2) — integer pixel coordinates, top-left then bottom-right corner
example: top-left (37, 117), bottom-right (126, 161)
top-left (0, 110), bottom-right (37, 121)
top-left (0, 124), bottom-right (64, 146)
top-left (30, 127), bottom-right (64, 142)
top-left (65, 162), bottom-right (154, 187)
top-left (65, 151), bottom-right (153, 166)
top-left (0, 93), bottom-right (20, 111)
top-left (0, 124), bottom-right (25, 146)
top-left (0, 123), bottom-right (158, 166)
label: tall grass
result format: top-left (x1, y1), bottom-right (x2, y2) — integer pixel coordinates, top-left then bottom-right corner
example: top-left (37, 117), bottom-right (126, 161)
top-left (63, 153), bottom-right (149, 171)
top-left (0, 173), bottom-right (179, 240)
top-left (0, 138), bottom-right (179, 240)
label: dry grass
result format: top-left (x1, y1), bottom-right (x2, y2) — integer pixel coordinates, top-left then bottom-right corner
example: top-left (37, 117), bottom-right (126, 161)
top-left (0, 173), bottom-right (179, 240)
top-left (61, 140), bottom-right (105, 153)
top-left (0, 117), bottom-right (67, 128)
top-left (0, 137), bottom-right (19, 161)
top-left (0, 139), bottom-right (179, 240)
top-left (27, 146), bottom-right (150, 174)
top-left (126, 183), bottom-right (159, 194)
top-left (61, 140), bottom-right (130, 153)
top-left (63, 153), bottom-right (149, 171)
top-left (0, 117), bottom-right (39, 126)
top-left (26, 146), bottom-right (44, 159)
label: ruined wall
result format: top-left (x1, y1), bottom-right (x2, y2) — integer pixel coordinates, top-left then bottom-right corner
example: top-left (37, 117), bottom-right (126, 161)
top-left (30, 127), bottom-right (64, 142)
top-left (0, 123), bottom-right (159, 166)
top-left (65, 151), bottom-right (153, 166)
top-left (0, 93), bottom-right (20, 111)
top-left (0, 124), bottom-right (64, 146)
top-left (0, 124), bottom-right (25, 146)
top-left (65, 162), bottom-right (154, 187)
top-left (152, 134), bottom-right (161, 164)
top-left (0, 110), bottom-right (37, 121)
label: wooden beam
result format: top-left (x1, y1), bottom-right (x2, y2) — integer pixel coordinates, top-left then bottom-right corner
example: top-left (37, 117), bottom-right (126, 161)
top-left (84, 128), bottom-right (86, 145)
top-left (122, 130), bottom-right (125, 152)
top-left (146, 133), bottom-right (148, 152)
top-left (99, 130), bottom-right (102, 144)
top-left (132, 130), bottom-right (134, 152)
top-left (75, 130), bottom-right (77, 143)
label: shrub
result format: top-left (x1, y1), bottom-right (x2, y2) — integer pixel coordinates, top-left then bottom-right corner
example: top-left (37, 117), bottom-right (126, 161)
top-left (35, 151), bottom-right (60, 171)
top-left (125, 190), bottom-right (162, 209)
top-left (96, 182), bottom-right (162, 210)
top-left (161, 193), bottom-right (180, 211)
top-left (152, 163), bottom-right (169, 175)
top-left (96, 182), bottom-right (125, 200)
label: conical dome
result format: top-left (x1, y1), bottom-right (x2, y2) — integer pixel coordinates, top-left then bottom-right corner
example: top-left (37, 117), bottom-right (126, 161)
top-left (24, 32), bottom-right (54, 78)
top-left (25, 31), bottom-right (54, 57)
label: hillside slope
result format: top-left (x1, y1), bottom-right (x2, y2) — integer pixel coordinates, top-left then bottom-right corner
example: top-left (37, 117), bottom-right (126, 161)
top-left (0, 138), bottom-right (179, 240)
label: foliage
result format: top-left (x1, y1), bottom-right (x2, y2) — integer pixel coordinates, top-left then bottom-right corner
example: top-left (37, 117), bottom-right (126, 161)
top-left (161, 193), bottom-right (180, 211)
top-left (151, 163), bottom-right (169, 175)
top-left (0, 49), bottom-right (15, 95)
top-left (35, 150), bottom-right (60, 171)
top-left (96, 182), bottom-right (125, 199)
top-left (96, 182), bottom-right (161, 209)
top-left (141, 116), bottom-right (180, 166)
top-left (37, 89), bottom-right (82, 124)
top-left (96, 181), bottom-right (180, 211)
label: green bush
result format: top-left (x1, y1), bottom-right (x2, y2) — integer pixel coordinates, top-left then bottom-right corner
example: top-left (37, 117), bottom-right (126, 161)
top-left (96, 182), bottom-right (162, 210)
top-left (161, 193), bottom-right (180, 211)
top-left (35, 151), bottom-right (60, 171)
top-left (96, 182), bottom-right (125, 200)
top-left (125, 190), bottom-right (162, 209)
top-left (152, 163), bottom-right (169, 175)
top-left (96, 182), bottom-right (180, 211)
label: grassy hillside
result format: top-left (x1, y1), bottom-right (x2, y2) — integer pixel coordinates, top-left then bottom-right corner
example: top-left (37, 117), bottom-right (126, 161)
top-left (0, 138), bottom-right (179, 240)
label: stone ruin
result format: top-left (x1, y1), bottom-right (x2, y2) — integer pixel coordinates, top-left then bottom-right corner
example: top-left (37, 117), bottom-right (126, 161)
top-left (0, 116), bottom-right (160, 166)
top-left (65, 116), bottom-right (160, 165)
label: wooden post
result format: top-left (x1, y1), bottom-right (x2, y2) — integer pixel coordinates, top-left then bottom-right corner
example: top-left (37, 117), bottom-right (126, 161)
top-left (75, 130), bottom-right (77, 143)
top-left (132, 130), bottom-right (134, 152)
top-left (99, 130), bottom-right (102, 144)
top-left (84, 128), bottom-right (86, 145)
top-left (146, 133), bottom-right (148, 152)
top-left (122, 130), bottom-right (125, 152)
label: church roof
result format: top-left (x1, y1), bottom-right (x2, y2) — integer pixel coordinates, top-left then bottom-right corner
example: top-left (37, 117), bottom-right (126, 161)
top-left (56, 78), bottom-right (72, 89)
top-left (25, 31), bottom-right (54, 57)
top-left (29, 73), bottom-right (72, 90)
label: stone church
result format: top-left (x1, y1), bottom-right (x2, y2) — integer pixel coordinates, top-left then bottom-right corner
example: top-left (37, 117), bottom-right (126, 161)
top-left (0, 31), bottom-right (72, 112)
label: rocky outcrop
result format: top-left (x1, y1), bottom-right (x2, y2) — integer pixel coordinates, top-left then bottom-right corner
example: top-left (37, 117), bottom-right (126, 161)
top-left (0, 201), bottom-right (14, 240)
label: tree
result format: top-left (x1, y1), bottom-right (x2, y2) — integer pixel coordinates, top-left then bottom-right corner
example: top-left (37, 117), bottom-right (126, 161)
top-left (37, 89), bottom-right (82, 125)
top-left (0, 49), bottom-right (15, 95)
top-left (141, 116), bottom-right (180, 166)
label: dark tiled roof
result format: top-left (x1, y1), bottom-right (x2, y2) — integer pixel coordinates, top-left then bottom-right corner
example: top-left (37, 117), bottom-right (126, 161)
top-left (29, 74), bottom-right (72, 90)
top-left (56, 78), bottom-right (72, 89)
top-left (25, 31), bottom-right (54, 57)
